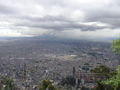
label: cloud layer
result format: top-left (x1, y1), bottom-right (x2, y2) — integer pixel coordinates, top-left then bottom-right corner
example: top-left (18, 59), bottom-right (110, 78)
top-left (0, 0), bottom-right (120, 40)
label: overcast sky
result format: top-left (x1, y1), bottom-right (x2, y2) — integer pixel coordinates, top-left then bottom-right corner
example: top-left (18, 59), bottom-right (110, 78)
top-left (0, 0), bottom-right (120, 40)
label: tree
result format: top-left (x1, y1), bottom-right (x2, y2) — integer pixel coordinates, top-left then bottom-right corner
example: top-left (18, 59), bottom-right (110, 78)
top-left (102, 66), bottom-right (120, 90)
top-left (0, 76), bottom-right (17, 90)
top-left (60, 75), bottom-right (76, 87)
top-left (39, 80), bottom-right (58, 90)
top-left (90, 65), bottom-right (114, 79)
top-left (112, 39), bottom-right (120, 53)
top-left (3, 77), bottom-right (16, 90)
top-left (48, 84), bottom-right (56, 90)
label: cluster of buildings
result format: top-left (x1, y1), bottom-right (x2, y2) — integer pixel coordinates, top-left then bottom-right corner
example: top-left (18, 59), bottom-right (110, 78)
top-left (72, 66), bottom-right (106, 89)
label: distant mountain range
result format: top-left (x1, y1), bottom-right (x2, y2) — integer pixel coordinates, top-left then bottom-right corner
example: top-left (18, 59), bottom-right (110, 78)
top-left (0, 35), bottom-right (117, 42)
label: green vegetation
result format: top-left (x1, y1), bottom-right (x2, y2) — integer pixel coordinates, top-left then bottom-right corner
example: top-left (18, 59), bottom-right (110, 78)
top-left (39, 80), bottom-right (58, 90)
top-left (102, 66), bottom-right (120, 90)
top-left (60, 75), bottom-right (76, 87)
top-left (100, 38), bottom-right (120, 90)
top-left (0, 76), bottom-right (16, 90)
top-left (59, 75), bottom-right (76, 90)
top-left (91, 65), bottom-right (116, 79)
top-left (92, 66), bottom-right (120, 90)
top-left (112, 39), bottom-right (120, 53)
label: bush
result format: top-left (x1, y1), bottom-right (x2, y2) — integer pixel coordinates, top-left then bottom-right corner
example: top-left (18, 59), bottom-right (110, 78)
top-left (39, 80), bottom-right (58, 90)
top-left (60, 75), bottom-right (76, 87)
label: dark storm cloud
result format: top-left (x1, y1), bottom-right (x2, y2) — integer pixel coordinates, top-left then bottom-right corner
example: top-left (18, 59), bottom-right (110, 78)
top-left (85, 0), bottom-right (120, 29)
top-left (15, 15), bottom-right (108, 31)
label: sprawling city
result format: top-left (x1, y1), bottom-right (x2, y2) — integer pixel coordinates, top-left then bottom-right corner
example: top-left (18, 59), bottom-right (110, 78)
top-left (0, 38), bottom-right (119, 90)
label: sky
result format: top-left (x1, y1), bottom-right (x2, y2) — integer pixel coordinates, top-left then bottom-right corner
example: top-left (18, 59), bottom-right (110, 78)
top-left (0, 0), bottom-right (120, 40)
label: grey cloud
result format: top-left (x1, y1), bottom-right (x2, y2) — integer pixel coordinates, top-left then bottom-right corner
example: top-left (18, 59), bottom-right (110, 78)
top-left (0, 4), bottom-right (17, 14)
top-left (0, 0), bottom-right (117, 31)
top-left (19, 15), bottom-right (69, 22)
top-left (15, 15), bottom-right (109, 31)
top-left (0, 0), bottom-right (120, 39)
top-left (85, 0), bottom-right (120, 29)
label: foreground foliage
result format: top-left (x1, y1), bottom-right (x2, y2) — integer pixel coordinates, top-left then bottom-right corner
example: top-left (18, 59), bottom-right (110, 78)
top-left (92, 66), bottom-right (120, 90)
top-left (0, 76), bottom-right (16, 90)
top-left (102, 66), bottom-right (120, 90)
top-left (39, 80), bottom-right (58, 90)
top-left (112, 39), bottom-right (120, 53)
